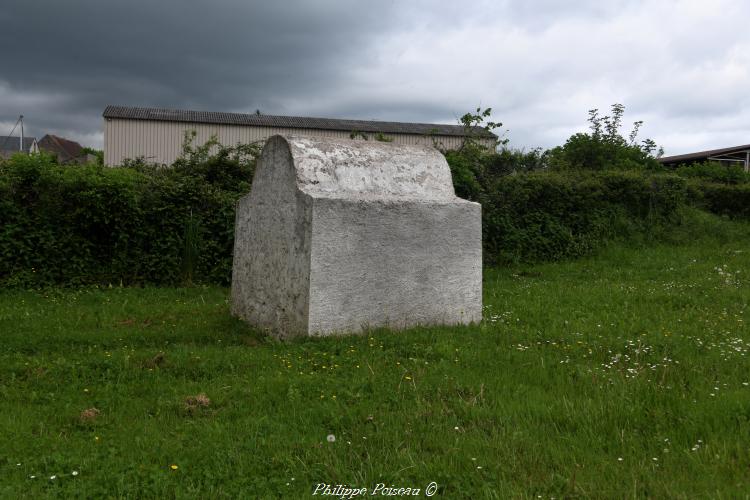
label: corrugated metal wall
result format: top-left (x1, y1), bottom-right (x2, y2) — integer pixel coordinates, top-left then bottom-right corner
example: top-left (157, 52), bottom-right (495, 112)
top-left (104, 118), bottom-right (485, 166)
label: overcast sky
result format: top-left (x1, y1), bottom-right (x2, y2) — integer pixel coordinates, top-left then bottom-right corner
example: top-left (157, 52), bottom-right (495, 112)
top-left (2, 0), bottom-right (749, 155)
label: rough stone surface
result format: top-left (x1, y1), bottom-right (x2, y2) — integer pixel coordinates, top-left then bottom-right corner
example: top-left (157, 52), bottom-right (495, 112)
top-left (231, 135), bottom-right (481, 337)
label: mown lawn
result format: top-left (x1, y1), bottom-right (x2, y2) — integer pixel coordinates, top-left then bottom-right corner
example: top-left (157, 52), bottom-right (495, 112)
top-left (1, 228), bottom-right (749, 498)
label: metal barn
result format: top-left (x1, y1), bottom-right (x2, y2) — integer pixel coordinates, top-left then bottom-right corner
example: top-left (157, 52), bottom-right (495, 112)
top-left (103, 106), bottom-right (497, 166)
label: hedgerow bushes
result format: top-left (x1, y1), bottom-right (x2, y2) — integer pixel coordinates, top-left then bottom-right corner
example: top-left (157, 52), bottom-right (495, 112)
top-left (676, 162), bottom-right (750, 185)
top-left (0, 106), bottom-right (745, 287)
top-left (445, 148), bottom-right (688, 264)
top-left (686, 181), bottom-right (750, 219)
top-left (0, 150), bottom-right (690, 287)
top-left (444, 105), bottom-right (689, 264)
top-left (0, 149), bottom-right (248, 288)
top-left (479, 170), bottom-right (687, 264)
top-left (672, 162), bottom-right (750, 219)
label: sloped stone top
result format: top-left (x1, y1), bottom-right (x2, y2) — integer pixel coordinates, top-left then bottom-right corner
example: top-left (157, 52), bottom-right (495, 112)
top-left (278, 135), bottom-right (458, 201)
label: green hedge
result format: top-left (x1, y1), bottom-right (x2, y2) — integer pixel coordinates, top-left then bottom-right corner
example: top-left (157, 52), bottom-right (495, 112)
top-left (675, 162), bottom-right (750, 185)
top-left (0, 152), bottom-right (704, 287)
top-left (0, 154), bottom-right (242, 287)
top-left (687, 181), bottom-right (750, 219)
top-left (480, 171), bottom-right (687, 264)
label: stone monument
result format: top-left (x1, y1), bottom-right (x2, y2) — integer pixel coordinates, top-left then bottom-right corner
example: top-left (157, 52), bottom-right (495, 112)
top-left (231, 135), bottom-right (481, 337)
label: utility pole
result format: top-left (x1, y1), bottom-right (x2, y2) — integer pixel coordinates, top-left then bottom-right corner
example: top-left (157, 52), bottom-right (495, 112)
top-left (19, 115), bottom-right (24, 152)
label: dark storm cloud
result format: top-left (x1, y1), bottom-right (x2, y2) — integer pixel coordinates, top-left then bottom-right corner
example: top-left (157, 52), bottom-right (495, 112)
top-left (2, 0), bottom-right (750, 154)
top-left (0, 0), bottom-right (401, 145)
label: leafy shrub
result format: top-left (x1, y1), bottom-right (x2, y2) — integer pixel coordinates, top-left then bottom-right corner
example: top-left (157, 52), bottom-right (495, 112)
top-left (444, 146), bottom-right (547, 201)
top-left (441, 106), bottom-right (687, 264)
top-left (675, 161), bottom-right (750, 185)
top-left (0, 142), bottom-right (254, 288)
top-left (479, 170), bottom-right (687, 264)
top-left (0, 109), bottom-right (734, 288)
top-left (136, 131), bottom-right (259, 192)
top-left (546, 104), bottom-right (663, 171)
top-left (687, 181), bottom-right (750, 219)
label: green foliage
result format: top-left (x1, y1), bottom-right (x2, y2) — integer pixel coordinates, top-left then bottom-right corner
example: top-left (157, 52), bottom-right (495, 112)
top-left (170, 131), bottom-right (259, 192)
top-left (443, 108), bottom-right (542, 201)
top-left (444, 147), bottom-right (547, 202)
top-left (81, 147), bottom-right (104, 166)
top-left (3, 104), bottom-right (749, 287)
top-left (347, 131), bottom-right (394, 142)
top-left (443, 147), bottom-right (487, 201)
top-left (687, 181), bottom-right (750, 219)
top-left (0, 140), bottom-right (257, 288)
top-left (546, 104), bottom-right (663, 170)
top-left (180, 212), bottom-right (201, 286)
top-left (457, 107), bottom-right (504, 151)
top-left (677, 162), bottom-right (750, 219)
top-left (0, 128), bottom-right (693, 287)
top-left (444, 110), bottom-right (687, 265)
top-left (675, 161), bottom-right (750, 185)
top-left (479, 170), bottom-right (687, 264)
top-left (374, 132), bottom-right (393, 142)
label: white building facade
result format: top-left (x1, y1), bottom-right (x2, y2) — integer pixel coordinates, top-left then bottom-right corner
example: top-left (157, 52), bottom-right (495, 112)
top-left (103, 106), bottom-right (497, 166)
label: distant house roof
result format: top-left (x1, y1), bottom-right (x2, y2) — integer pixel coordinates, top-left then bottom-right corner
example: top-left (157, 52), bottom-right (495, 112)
top-left (0, 135), bottom-right (36, 154)
top-left (659, 144), bottom-right (750, 166)
top-left (38, 134), bottom-right (85, 163)
top-left (102, 105), bottom-right (497, 139)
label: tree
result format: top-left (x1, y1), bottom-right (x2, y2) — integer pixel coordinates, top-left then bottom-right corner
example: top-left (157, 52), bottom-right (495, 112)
top-left (170, 130), bottom-right (261, 190)
top-left (547, 103), bottom-right (663, 170)
top-left (457, 107), bottom-right (506, 152)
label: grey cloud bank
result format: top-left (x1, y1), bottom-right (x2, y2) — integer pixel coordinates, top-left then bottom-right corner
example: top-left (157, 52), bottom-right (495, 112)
top-left (1, 0), bottom-right (749, 155)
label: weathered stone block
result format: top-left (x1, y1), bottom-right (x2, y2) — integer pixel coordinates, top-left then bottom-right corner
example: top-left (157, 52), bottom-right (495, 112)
top-left (231, 135), bottom-right (481, 337)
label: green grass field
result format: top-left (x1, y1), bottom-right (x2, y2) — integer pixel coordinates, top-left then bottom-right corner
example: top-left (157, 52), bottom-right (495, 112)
top-left (1, 220), bottom-right (749, 498)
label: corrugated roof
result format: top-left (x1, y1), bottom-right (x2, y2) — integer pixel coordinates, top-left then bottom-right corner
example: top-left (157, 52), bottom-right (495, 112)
top-left (103, 105), bottom-right (497, 139)
top-left (0, 136), bottom-right (36, 152)
top-left (659, 144), bottom-right (750, 164)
